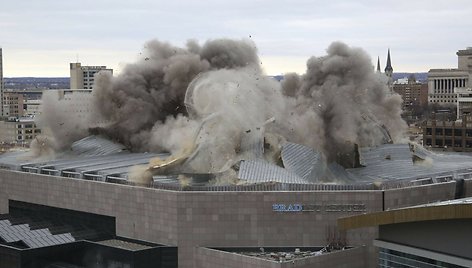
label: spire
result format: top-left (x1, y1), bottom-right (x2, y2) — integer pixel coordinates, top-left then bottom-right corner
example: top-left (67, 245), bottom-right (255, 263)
top-left (376, 56), bottom-right (381, 72)
top-left (385, 48), bottom-right (393, 73)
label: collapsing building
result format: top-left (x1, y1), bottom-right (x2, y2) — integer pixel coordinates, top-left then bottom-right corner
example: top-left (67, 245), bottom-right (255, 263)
top-left (4, 134), bottom-right (472, 188)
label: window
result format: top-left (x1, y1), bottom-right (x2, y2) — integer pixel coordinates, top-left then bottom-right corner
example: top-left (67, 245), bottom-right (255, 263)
top-left (379, 248), bottom-right (465, 268)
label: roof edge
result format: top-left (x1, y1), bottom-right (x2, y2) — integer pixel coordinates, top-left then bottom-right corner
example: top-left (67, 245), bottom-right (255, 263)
top-left (337, 203), bottom-right (472, 230)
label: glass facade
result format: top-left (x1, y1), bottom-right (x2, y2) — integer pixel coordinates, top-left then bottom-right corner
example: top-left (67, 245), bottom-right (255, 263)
top-left (379, 248), bottom-right (466, 268)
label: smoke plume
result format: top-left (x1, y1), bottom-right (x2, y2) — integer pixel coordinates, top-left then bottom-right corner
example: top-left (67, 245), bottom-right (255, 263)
top-left (281, 42), bottom-right (406, 161)
top-left (37, 38), bottom-right (406, 174)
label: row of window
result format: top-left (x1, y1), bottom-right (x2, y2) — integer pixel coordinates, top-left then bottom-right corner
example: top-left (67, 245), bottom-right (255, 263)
top-left (17, 129), bottom-right (41, 134)
top-left (425, 128), bottom-right (472, 136)
top-left (17, 135), bottom-right (35, 141)
top-left (424, 138), bottom-right (472, 148)
top-left (429, 100), bottom-right (457, 103)
top-left (430, 95), bottom-right (457, 99)
top-left (16, 124), bottom-right (35, 129)
top-left (433, 78), bottom-right (467, 91)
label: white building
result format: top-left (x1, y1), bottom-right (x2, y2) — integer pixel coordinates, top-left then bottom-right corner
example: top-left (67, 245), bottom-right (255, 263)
top-left (40, 89), bottom-right (108, 127)
top-left (70, 62), bottom-right (112, 89)
top-left (428, 47), bottom-right (472, 105)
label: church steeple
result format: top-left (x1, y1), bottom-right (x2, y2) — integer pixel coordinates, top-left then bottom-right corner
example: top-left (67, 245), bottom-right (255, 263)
top-left (384, 48), bottom-right (393, 76)
top-left (376, 56), bottom-right (381, 72)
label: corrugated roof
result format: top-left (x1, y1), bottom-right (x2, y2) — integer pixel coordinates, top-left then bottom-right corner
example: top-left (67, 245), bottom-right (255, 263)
top-left (238, 160), bottom-right (308, 184)
top-left (3, 138), bottom-right (472, 187)
top-left (281, 142), bottom-right (321, 181)
top-left (348, 144), bottom-right (472, 181)
top-left (70, 135), bottom-right (127, 156)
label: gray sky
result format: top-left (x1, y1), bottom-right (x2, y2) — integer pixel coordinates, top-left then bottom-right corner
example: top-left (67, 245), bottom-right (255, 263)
top-left (1, 0), bottom-right (471, 77)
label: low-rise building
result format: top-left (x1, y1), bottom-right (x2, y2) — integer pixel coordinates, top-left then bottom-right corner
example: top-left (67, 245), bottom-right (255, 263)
top-left (2, 92), bottom-right (24, 117)
top-left (0, 117), bottom-right (41, 145)
top-left (423, 115), bottom-right (472, 151)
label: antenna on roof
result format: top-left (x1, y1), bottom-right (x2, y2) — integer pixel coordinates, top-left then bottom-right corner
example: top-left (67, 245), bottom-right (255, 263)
top-left (76, 54), bottom-right (80, 63)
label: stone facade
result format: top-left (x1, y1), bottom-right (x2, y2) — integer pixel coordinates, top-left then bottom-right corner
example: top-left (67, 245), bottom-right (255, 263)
top-left (428, 47), bottom-right (472, 106)
top-left (0, 169), bottom-right (462, 267)
top-left (383, 181), bottom-right (457, 210)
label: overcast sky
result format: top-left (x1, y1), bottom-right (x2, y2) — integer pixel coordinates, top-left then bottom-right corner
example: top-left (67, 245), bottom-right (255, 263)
top-left (1, 0), bottom-right (471, 77)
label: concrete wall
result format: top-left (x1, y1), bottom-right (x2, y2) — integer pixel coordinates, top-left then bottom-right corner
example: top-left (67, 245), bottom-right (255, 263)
top-left (196, 247), bottom-right (277, 268)
top-left (0, 170), bottom-right (383, 267)
top-left (176, 191), bottom-right (381, 268)
top-left (383, 181), bottom-right (457, 210)
top-left (463, 179), bottom-right (472, 197)
top-left (196, 247), bottom-right (367, 268)
top-left (0, 170), bottom-right (179, 246)
top-left (0, 169), bottom-right (462, 268)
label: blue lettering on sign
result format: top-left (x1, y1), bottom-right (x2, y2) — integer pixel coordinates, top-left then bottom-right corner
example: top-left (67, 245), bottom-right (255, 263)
top-left (272, 203), bottom-right (303, 212)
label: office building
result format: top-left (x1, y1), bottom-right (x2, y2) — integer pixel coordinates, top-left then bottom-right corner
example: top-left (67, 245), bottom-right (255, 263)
top-left (0, 117), bottom-right (40, 145)
top-left (423, 114), bottom-right (472, 151)
top-left (2, 92), bottom-right (24, 118)
top-left (70, 62), bottom-right (112, 89)
top-left (428, 47), bottom-right (472, 105)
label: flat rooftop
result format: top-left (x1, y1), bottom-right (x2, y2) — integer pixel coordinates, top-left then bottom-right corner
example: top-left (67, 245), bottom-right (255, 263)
top-left (3, 136), bottom-right (472, 190)
top-left (209, 246), bottom-right (354, 263)
top-left (97, 239), bottom-right (152, 251)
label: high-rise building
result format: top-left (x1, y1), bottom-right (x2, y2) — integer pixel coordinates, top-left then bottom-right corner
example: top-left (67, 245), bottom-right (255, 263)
top-left (428, 47), bottom-right (472, 106)
top-left (70, 62), bottom-right (112, 89)
top-left (1, 48), bottom-right (4, 117)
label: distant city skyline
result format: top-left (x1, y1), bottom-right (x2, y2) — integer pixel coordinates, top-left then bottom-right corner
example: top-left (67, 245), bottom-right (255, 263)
top-left (1, 0), bottom-right (471, 77)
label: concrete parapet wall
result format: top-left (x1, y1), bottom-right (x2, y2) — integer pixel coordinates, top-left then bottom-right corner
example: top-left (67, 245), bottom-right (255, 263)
top-left (463, 179), bottom-right (472, 197)
top-left (383, 181), bottom-right (457, 210)
top-left (196, 246), bottom-right (367, 268)
top-left (196, 247), bottom-right (276, 268)
top-left (0, 169), bottom-right (179, 246)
